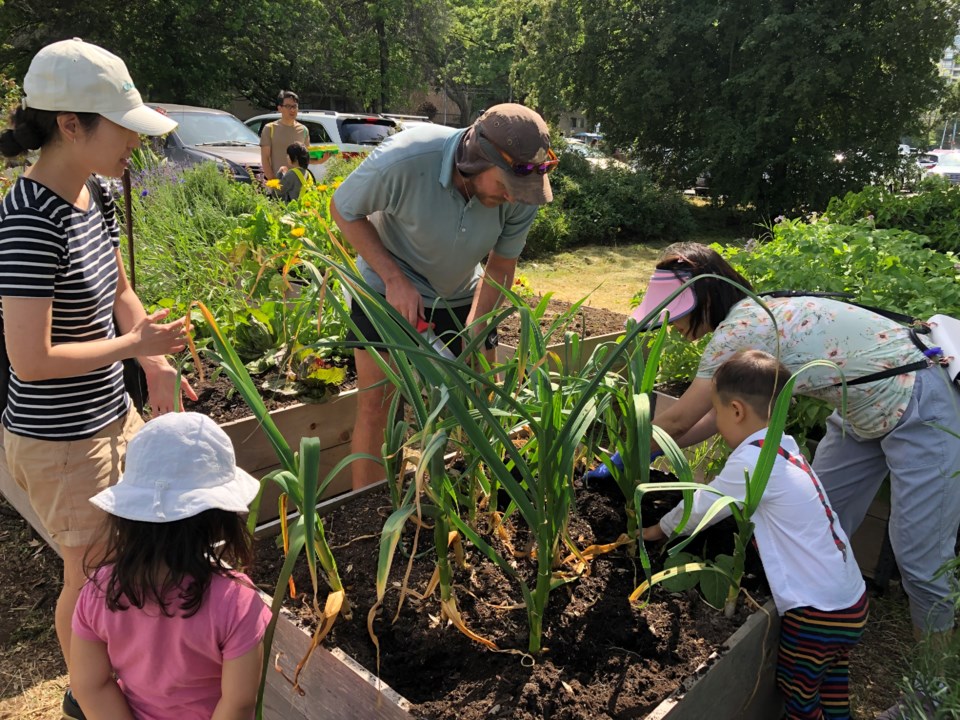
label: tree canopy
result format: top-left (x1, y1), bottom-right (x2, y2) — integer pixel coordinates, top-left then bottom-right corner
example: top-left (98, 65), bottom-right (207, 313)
top-left (2, 0), bottom-right (959, 211)
top-left (518, 0), bottom-right (960, 213)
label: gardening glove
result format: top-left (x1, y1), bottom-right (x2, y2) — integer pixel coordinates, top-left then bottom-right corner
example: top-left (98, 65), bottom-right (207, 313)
top-left (585, 449), bottom-right (665, 482)
top-left (585, 450), bottom-right (624, 482)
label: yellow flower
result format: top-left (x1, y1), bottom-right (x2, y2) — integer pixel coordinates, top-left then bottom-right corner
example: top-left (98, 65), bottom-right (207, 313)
top-left (291, 227), bottom-right (306, 238)
top-left (317, 184), bottom-right (329, 192)
top-left (266, 178), bottom-right (281, 189)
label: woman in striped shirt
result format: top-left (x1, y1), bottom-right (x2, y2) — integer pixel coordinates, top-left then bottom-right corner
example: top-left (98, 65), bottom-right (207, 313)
top-left (0, 39), bottom-right (196, 719)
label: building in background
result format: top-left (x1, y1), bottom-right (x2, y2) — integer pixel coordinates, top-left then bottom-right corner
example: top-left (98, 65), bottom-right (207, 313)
top-left (940, 32), bottom-right (960, 81)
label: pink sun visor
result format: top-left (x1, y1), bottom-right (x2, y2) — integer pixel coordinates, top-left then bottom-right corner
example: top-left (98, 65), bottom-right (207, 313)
top-left (629, 269), bottom-right (697, 329)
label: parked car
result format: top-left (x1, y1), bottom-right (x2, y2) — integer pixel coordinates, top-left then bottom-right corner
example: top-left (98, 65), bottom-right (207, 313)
top-left (923, 149), bottom-right (960, 183)
top-left (563, 138), bottom-right (631, 171)
top-left (147, 103), bottom-right (263, 183)
top-left (245, 111), bottom-right (400, 180)
top-left (382, 113), bottom-right (433, 130)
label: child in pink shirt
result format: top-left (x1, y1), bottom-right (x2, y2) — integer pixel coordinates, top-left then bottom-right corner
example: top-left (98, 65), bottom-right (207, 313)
top-left (71, 412), bottom-right (272, 720)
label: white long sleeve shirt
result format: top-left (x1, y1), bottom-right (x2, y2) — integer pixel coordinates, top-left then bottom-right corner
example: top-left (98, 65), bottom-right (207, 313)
top-left (658, 429), bottom-right (865, 615)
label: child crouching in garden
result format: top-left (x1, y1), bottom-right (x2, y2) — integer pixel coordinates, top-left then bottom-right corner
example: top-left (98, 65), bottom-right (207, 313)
top-left (643, 350), bottom-right (867, 720)
top-left (70, 412), bottom-right (272, 720)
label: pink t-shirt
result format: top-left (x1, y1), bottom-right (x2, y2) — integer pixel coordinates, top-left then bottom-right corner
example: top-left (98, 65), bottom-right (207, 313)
top-left (72, 567), bottom-right (272, 720)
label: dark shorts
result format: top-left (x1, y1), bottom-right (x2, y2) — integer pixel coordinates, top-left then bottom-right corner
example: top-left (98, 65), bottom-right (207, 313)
top-left (347, 296), bottom-right (498, 351)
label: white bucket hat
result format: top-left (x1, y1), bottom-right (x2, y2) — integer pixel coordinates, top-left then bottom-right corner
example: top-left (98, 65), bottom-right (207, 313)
top-left (90, 412), bottom-right (260, 523)
top-left (22, 38), bottom-right (177, 136)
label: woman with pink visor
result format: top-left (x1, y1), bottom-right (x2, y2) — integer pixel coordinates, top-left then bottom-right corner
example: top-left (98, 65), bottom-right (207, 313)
top-left (590, 242), bottom-right (960, 648)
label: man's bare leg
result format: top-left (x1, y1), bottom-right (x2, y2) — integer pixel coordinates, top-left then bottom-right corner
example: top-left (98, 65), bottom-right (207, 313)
top-left (351, 349), bottom-right (393, 489)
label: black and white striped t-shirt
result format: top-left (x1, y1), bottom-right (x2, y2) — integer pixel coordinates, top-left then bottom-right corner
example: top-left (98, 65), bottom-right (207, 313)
top-left (0, 176), bottom-right (129, 440)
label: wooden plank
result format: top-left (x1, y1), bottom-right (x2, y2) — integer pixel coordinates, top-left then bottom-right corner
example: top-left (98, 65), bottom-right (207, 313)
top-left (851, 496), bottom-right (890, 580)
top-left (0, 428), bottom-right (60, 555)
top-left (497, 331), bottom-right (627, 373)
top-left (262, 607), bottom-right (411, 720)
top-left (221, 389), bottom-right (357, 475)
top-left (222, 390), bottom-right (358, 523)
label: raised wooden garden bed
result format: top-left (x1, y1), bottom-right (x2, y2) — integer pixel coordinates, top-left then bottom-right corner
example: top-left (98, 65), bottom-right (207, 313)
top-left (220, 389), bottom-right (358, 523)
top-left (496, 330), bottom-right (627, 374)
top-left (251, 447), bottom-right (784, 719)
top-left (0, 382), bottom-right (886, 719)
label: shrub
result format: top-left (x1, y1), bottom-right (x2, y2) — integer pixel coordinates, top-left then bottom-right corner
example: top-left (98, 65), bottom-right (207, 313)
top-left (130, 162), bottom-right (271, 309)
top-left (722, 218), bottom-right (960, 319)
top-left (825, 178), bottom-right (960, 254)
top-left (524, 148), bottom-right (695, 256)
top-left (319, 153), bottom-right (365, 185)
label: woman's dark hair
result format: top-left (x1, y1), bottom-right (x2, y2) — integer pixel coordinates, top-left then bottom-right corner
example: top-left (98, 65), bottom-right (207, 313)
top-left (286, 141), bottom-right (310, 169)
top-left (92, 508), bottom-right (253, 618)
top-left (656, 242), bottom-right (753, 337)
top-left (0, 107), bottom-right (100, 158)
top-left (714, 349), bottom-right (791, 420)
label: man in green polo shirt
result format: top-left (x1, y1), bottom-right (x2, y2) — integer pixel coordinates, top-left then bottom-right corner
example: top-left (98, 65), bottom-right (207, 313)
top-left (260, 90), bottom-right (310, 181)
top-left (331, 103), bottom-right (556, 489)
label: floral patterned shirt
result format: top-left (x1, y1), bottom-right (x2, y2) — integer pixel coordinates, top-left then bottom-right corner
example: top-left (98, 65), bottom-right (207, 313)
top-left (697, 297), bottom-right (926, 438)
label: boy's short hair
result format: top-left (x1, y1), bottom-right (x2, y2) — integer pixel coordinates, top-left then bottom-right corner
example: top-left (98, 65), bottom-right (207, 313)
top-left (277, 90), bottom-right (299, 106)
top-left (713, 350), bottom-right (791, 420)
top-left (286, 141), bottom-right (309, 169)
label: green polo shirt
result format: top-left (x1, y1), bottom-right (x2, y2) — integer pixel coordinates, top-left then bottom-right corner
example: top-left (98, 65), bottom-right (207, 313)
top-left (332, 125), bottom-right (537, 306)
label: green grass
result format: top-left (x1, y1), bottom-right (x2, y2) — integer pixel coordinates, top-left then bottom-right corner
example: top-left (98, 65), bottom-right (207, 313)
top-left (517, 237), bottom-right (743, 312)
top-left (517, 198), bottom-right (752, 311)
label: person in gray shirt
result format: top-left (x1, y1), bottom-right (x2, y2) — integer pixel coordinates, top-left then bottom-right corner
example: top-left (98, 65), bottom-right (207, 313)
top-left (332, 103), bottom-right (555, 489)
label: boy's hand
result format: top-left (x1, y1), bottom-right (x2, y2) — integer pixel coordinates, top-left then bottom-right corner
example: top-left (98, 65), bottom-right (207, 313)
top-left (642, 524), bottom-right (666, 542)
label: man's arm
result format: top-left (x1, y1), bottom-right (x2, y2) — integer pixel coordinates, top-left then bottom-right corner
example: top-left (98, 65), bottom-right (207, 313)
top-left (467, 251), bottom-right (517, 329)
top-left (260, 143), bottom-right (273, 181)
top-left (330, 197), bottom-right (422, 325)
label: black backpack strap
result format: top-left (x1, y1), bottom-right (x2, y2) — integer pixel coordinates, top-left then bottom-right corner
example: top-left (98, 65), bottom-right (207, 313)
top-left (85, 175), bottom-right (106, 218)
top-left (761, 291), bottom-right (943, 386)
top-left (833, 329), bottom-right (943, 387)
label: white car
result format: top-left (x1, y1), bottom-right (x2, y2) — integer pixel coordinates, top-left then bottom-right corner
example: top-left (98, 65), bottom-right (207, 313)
top-left (563, 138), bottom-right (631, 171)
top-left (245, 111), bottom-right (400, 180)
top-left (922, 149), bottom-right (960, 183)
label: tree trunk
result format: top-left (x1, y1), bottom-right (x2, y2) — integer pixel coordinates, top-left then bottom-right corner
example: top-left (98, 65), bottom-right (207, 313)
top-left (443, 83), bottom-right (472, 127)
top-left (376, 18), bottom-right (389, 113)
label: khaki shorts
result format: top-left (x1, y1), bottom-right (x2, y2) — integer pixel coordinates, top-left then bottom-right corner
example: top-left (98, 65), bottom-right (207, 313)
top-left (5, 410), bottom-right (144, 548)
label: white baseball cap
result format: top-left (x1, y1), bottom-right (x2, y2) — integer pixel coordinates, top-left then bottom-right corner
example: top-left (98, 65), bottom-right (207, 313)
top-left (90, 412), bottom-right (260, 523)
top-left (22, 38), bottom-right (177, 136)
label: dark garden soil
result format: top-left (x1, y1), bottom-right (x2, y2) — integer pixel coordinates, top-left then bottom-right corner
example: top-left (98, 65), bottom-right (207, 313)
top-left (496, 296), bottom-right (629, 347)
top-left (180, 357), bottom-right (357, 424)
top-left (252, 471), bottom-right (769, 720)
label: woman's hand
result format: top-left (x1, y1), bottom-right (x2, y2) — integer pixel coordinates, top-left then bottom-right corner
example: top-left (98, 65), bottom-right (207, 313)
top-left (140, 358), bottom-right (198, 415)
top-left (128, 309), bottom-right (188, 357)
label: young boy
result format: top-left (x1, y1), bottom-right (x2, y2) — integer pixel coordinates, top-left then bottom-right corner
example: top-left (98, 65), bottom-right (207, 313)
top-left (279, 141), bottom-right (314, 202)
top-left (643, 349), bottom-right (867, 720)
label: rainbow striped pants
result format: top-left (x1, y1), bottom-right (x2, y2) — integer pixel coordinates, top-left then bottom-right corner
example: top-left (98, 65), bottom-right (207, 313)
top-left (776, 592), bottom-right (869, 719)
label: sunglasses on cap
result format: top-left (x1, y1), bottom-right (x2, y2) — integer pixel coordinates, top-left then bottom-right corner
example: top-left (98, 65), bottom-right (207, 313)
top-left (478, 130), bottom-right (559, 176)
